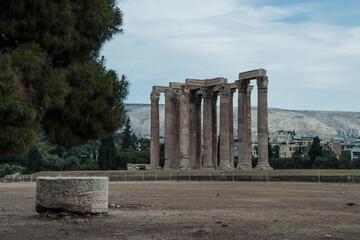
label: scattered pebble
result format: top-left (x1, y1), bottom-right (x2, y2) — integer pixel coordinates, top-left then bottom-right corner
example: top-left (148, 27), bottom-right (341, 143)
top-left (221, 224), bottom-right (228, 227)
top-left (44, 211), bottom-right (58, 219)
top-left (216, 221), bottom-right (222, 224)
top-left (69, 219), bottom-right (88, 224)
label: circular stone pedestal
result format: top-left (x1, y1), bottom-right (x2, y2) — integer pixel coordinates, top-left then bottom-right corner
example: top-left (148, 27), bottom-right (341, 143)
top-left (35, 177), bottom-right (108, 214)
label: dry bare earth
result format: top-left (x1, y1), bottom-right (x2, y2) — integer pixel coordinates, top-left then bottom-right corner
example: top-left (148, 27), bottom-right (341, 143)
top-left (0, 181), bottom-right (360, 240)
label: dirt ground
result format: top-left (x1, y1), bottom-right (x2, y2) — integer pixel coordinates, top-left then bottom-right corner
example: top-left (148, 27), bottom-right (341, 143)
top-left (0, 181), bottom-right (359, 240)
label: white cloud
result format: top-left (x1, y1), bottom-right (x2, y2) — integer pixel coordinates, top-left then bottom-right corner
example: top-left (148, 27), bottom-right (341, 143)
top-left (103, 0), bottom-right (360, 111)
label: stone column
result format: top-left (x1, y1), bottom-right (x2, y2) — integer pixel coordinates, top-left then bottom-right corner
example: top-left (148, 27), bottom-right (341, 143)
top-left (179, 87), bottom-right (190, 169)
top-left (237, 80), bottom-right (252, 170)
top-left (164, 89), bottom-right (174, 169)
top-left (211, 92), bottom-right (218, 168)
top-left (229, 89), bottom-right (235, 168)
top-left (173, 90), bottom-right (181, 168)
top-left (150, 91), bottom-right (160, 169)
top-left (195, 95), bottom-right (202, 168)
top-left (255, 76), bottom-right (273, 170)
top-left (219, 84), bottom-right (231, 169)
top-left (246, 86), bottom-right (253, 167)
top-left (189, 91), bottom-right (197, 169)
top-left (202, 88), bottom-right (213, 169)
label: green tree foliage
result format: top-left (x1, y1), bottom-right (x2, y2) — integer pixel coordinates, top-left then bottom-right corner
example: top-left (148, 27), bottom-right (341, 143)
top-left (139, 138), bottom-right (151, 151)
top-left (27, 147), bottom-right (42, 172)
top-left (269, 157), bottom-right (284, 169)
top-left (0, 54), bottom-right (38, 156)
top-left (0, 163), bottom-right (25, 177)
top-left (122, 118), bottom-right (134, 149)
top-left (98, 137), bottom-right (117, 170)
top-left (118, 148), bottom-right (150, 169)
top-left (339, 151), bottom-right (351, 169)
top-left (251, 156), bottom-right (258, 168)
top-left (309, 137), bottom-right (322, 165)
top-left (65, 156), bottom-right (81, 171)
top-left (351, 158), bottom-right (360, 169)
top-left (312, 149), bottom-right (339, 169)
top-left (159, 143), bottom-right (165, 168)
top-left (0, 0), bottom-right (128, 156)
top-left (81, 158), bottom-right (99, 171)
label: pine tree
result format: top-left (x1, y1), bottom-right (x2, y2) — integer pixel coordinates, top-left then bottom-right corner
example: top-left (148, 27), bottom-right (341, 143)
top-left (309, 137), bottom-right (322, 166)
top-left (122, 118), bottom-right (134, 149)
top-left (27, 147), bottom-right (42, 172)
top-left (98, 137), bottom-right (117, 170)
top-left (0, 0), bottom-right (128, 156)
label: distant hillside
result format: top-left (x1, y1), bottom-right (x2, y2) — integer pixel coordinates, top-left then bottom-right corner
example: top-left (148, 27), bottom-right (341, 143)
top-left (125, 104), bottom-right (360, 139)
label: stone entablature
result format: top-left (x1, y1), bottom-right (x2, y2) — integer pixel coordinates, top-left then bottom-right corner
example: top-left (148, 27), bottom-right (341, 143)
top-left (150, 69), bottom-right (273, 170)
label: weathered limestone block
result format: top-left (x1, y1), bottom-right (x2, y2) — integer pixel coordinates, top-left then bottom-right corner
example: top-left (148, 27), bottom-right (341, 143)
top-left (35, 177), bottom-right (108, 214)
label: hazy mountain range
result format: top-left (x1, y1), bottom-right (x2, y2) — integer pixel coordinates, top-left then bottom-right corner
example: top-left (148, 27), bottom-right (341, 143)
top-left (125, 104), bottom-right (360, 139)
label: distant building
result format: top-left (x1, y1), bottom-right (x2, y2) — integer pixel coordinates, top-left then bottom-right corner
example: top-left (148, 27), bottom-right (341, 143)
top-left (351, 148), bottom-right (360, 162)
top-left (332, 142), bottom-right (342, 159)
top-left (269, 130), bottom-right (295, 145)
top-left (279, 144), bottom-right (297, 158)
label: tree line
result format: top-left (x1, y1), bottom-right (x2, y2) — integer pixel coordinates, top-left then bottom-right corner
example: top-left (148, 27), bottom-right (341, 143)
top-left (1, 133), bottom-right (358, 177)
top-left (262, 137), bottom-right (358, 169)
top-left (0, 118), bottom-right (150, 177)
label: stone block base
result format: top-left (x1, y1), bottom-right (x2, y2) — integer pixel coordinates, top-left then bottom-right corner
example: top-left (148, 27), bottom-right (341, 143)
top-left (202, 165), bottom-right (215, 169)
top-left (237, 164), bottom-right (253, 170)
top-left (36, 177), bottom-right (108, 214)
top-left (219, 165), bottom-right (232, 170)
top-left (254, 165), bottom-right (273, 170)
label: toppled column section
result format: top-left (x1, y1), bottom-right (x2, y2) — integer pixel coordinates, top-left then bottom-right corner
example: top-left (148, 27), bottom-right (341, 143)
top-left (35, 177), bottom-right (108, 214)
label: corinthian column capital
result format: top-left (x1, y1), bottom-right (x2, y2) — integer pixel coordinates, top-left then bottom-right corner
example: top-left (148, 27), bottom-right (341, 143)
top-left (237, 79), bottom-right (250, 92)
top-left (202, 87), bottom-right (213, 100)
top-left (150, 91), bottom-right (160, 102)
top-left (179, 86), bottom-right (190, 103)
top-left (219, 84), bottom-right (230, 96)
top-left (164, 89), bottom-right (173, 99)
top-left (257, 76), bottom-right (269, 89)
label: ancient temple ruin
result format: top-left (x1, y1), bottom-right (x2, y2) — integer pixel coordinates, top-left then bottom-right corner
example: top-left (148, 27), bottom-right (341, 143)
top-left (150, 69), bottom-right (272, 170)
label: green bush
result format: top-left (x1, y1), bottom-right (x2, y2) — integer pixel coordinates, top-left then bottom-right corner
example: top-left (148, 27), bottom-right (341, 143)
top-left (0, 163), bottom-right (26, 177)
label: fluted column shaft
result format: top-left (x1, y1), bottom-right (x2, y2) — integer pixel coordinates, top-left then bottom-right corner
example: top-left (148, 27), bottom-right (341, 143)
top-left (150, 91), bottom-right (160, 169)
top-left (195, 95), bottom-right (202, 168)
top-left (189, 93), bottom-right (202, 169)
top-left (211, 93), bottom-right (218, 168)
top-left (173, 91), bottom-right (181, 168)
top-left (255, 76), bottom-right (273, 170)
top-left (246, 86), bottom-right (253, 166)
top-left (219, 85), bottom-right (231, 169)
top-left (164, 89), bottom-right (174, 169)
top-left (202, 88), bottom-right (213, 168)
top-left (189, 92), bottom-right (196, 168)
top-left (179, 89), bottom-right (190, 169)
top-left (229, 89), bottom-right (235, 168)
top-left (237, 80), bottom-right (252, 170)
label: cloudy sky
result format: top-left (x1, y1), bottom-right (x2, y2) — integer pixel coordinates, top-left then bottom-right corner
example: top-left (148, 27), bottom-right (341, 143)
top-left (101, 0), bottom-right (360, 112)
